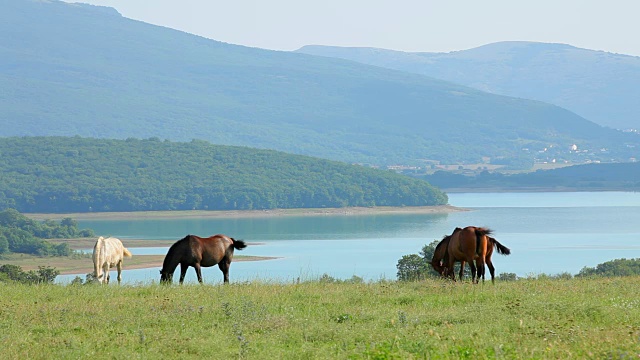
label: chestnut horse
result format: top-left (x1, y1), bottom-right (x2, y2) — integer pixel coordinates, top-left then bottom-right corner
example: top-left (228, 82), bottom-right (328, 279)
top-left (445, 226), bottom-right (511, 283)
top-left (160, 234), bottom-right (247, 284)
top-left (431, 227), bottom-right (466, 279)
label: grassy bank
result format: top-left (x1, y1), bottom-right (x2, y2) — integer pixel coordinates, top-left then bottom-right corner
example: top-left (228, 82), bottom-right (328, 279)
top-left (1, 277), bottom-right (639, 359)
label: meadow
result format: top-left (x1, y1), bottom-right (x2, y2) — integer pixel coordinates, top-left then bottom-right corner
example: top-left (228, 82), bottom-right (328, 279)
top-left (1, 277), bottom-right (639, 359)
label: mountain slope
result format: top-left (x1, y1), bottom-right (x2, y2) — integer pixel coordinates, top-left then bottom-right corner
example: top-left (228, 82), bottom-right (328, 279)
top-left (1, 0), bottom-right (636, 165)
top-left (297, 42), bottom-right (640, 130)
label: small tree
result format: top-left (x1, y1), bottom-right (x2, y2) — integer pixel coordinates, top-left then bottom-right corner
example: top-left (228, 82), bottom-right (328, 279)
top-left (396, 254), bottom-right (428, 281)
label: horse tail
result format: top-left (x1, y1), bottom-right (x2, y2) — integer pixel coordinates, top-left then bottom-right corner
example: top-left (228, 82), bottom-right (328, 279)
top-left (123, 247), bottom-right (133, 258)
top-left (230, 238), bottom-right (247, 250)
top-left (474, 227), bottom-right (493, 256)
top-left (490, 237), bottom-right (511, 255)
top-left (93, 236), bottom-right (105, 280)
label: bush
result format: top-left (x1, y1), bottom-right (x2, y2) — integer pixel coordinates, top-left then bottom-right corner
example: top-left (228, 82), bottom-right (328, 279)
top-left (576, 258), bottom-right (640, 277)
top-left (498, 272), bottom-right (518, 281)
top-left (0, 264), bottom-right (60, 284)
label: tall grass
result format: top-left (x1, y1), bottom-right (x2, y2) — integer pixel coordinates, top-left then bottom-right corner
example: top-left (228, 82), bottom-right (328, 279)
top-left (1, 277), bottom-right (639, 359)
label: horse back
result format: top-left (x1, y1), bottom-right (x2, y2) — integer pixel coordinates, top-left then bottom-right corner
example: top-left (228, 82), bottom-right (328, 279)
top-left (448, 226), bottom-right (489, 260)
top-left (193, 234), bottom-right (234, 266)
top-left (102, 237), bottom-right (131, 265)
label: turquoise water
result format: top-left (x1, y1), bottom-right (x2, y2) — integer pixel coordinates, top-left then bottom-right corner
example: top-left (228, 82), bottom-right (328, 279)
top-left (57, 191), bottom-right (640, 284)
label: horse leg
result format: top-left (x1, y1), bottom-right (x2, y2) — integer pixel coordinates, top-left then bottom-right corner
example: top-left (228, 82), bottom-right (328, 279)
top-left (469, 260), bottom-right (477, 284)
top-left (458, 260), bottom-right (466, 281)
top-left (116, 260), bottom-right (123, 284)
top-left (218, 260), bottom-right (231, 284)
top-left (179, 263), bottom-right (188, 284)
top-left (103, 264), bottom-right (109, 284)
top-left (487, 258), bottom-right (496, 284)
top-left (476, 258), bottom-right (486, 284)
top-left (194, 263), bottom-right (203, 284)
top-left (446, 253), bottom-right (456, 281)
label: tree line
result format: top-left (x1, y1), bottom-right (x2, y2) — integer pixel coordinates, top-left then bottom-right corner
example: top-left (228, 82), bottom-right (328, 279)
top-left (0, 208), bottom-right (93, 256)
top-left (0, 136), bottom-right (447, 213)
top-left (419, 162), bottom-right (640, 191)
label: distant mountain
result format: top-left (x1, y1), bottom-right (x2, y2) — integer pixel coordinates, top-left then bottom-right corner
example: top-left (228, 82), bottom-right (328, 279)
top-left (297, 42), bottom-right (640, 130)
top-left (1, 0), bottom-right (637, 166)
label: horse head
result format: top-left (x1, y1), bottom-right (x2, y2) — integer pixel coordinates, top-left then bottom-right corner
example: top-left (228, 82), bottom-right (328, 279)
top-left (159, 269), bottom-right (173, 283)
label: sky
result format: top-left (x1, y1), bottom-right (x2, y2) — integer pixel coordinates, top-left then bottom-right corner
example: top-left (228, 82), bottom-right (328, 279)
top-left (65, 0), bottom-right (640, 57)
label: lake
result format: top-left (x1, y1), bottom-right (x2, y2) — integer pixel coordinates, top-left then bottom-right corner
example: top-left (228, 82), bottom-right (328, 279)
top-left (56, 191), bottom-right (640, 284)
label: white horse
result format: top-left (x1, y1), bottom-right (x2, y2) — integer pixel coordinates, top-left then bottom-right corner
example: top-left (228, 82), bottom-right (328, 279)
top-left (92, 236), bottom-right (132, 284)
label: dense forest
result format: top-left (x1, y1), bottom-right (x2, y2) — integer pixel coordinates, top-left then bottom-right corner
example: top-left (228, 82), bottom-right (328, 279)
top-left (0, 137), bottom-right (447, 213)
top-left (0, 208), bottom-right (93, 255)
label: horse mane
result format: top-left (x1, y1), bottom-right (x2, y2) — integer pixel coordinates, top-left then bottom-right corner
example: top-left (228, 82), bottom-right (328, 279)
top-left (434, 234), bottom-right (450, 253)
top-left (435, 227), bottom-right (462, 253)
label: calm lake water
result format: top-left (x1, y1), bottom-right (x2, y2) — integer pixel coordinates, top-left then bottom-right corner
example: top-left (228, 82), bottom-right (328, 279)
top-left (57, 191), bottom-right (640, 284)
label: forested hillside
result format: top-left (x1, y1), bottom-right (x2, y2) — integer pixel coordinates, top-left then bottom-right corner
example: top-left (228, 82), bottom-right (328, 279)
top-left (1, 0), bottom-right (637, 166)
top-left (0, 137), bottom-right (447, 213)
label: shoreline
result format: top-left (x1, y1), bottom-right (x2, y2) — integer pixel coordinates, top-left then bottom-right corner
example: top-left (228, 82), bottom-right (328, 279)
top-left (25, 205), bottom-right (466, 221)
top-left (20, 205), bottom-right (465, 276)
top-left (42, 239), bottom-right (272, 275)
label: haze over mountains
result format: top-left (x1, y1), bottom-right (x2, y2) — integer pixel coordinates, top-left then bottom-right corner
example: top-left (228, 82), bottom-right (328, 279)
top-left (2, 0), bottom-right (637, 167)
top-left (297, 42), bottom-right (640, 131)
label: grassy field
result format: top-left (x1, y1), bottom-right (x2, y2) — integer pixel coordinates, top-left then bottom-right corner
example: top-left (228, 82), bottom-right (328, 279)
top-left (1, 277), bottom-right (639, 359)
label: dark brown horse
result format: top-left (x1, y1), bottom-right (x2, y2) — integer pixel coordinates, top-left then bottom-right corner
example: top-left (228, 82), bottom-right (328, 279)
top-left (160, 234), bottom-right (247, 284)
top-left (445, 226), bottom-right (511, 283)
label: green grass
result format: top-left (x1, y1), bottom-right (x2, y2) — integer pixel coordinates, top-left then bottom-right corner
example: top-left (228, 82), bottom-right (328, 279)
top-left (1, 277), bottom-right (639, 359)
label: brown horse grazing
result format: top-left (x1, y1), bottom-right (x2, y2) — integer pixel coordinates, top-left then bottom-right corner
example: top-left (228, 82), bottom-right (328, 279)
top-left (433, 230), bottom-right (509, 282)
top-left (160, 234), bottom-right (247, 284)
top-left (446, 226), bottom-right (511, 283)
top-left (431, 227), bottom-right (466, 280)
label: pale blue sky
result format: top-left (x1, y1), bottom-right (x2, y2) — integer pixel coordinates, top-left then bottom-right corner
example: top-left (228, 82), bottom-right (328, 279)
top-left (66, 0), bottom-right (640, 56)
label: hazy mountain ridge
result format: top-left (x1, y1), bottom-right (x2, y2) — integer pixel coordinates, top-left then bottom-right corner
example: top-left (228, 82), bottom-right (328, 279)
top-left (1, 0), bottom-right (637, 166)
top-left (297, 42), bottom-right (640, 130)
